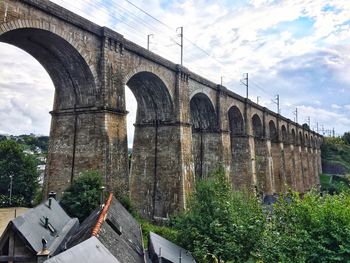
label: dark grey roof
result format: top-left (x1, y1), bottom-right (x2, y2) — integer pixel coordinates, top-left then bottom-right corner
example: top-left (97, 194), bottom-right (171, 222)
top-left (148, 232), bottom-right (196, 263)
top-left (66, 206), bottom-right (102, 248)
top-left (96, 197), bottom-right (145, 263)
top-left (10, 198), bottom-right (78, 255)
top-left (65, 196), bottom-right (145, 263)
top-left (44, 236), bottom-right (120, 263)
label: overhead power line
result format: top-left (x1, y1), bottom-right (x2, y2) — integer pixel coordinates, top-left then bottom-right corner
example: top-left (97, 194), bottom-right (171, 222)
top-left (53, 0), bottom-right (316, 126)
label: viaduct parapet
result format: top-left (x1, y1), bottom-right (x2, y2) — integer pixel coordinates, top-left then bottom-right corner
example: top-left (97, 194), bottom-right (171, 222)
top-left (0, 0), bottom-right (323, 219)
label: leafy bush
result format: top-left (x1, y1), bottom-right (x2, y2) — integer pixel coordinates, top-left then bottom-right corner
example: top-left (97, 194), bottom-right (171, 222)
top-left (322, 136), bottom-right (350, 174)
top-left (172, 168), bottom-right (350, 262)
top-left (342, 132), bottom-right (350, 145)
top-left (320, 174), bottom-right (349, 194)
top-left (60, 170), bottom-right (103, 222)
top-left (253, 191), bottom-right (350, 263)
top-left (140, 219), bottom-right (178, 248)
top-left (174, 168), bottom-right (265, 262)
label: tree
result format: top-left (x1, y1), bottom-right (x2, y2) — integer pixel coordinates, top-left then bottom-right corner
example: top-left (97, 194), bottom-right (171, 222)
top-left (343, 132), bottom-right (350, 145)
top-left (0, 140), bottom-right (39, 207)
top-left (174, 168), bottom-right (265, 262)
top-left (60, 170), bottom-right (103, 222)
top-left (254, 191), bottom-right (350, 263)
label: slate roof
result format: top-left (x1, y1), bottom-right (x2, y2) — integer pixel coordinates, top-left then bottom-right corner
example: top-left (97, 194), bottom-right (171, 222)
top-left (44, 236), bottom-right (120, 263)
top-left (148, 232), bottom-right (196, 263)
top-left (0, 198), bottom-right (78, 256)
top-left (67, 193), bottom-right (145, 263)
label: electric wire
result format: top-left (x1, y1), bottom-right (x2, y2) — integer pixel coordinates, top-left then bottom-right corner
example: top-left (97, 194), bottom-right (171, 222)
top-left (54, 0), bottom-right (276, 111)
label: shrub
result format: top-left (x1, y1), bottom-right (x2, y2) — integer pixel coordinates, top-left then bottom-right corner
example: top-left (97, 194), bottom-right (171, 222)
top-left (174, 168), bottom-right (265, 262)
top-left (60, 170), bottom-right (103, 222)
top-left (253, 191), bottom-right (350, 262)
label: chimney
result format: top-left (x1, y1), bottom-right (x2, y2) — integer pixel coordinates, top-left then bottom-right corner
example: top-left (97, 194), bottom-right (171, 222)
top-left (48, 191), bottom-right (56, 199)
top-left (37, 238), bottom-right (50, 263)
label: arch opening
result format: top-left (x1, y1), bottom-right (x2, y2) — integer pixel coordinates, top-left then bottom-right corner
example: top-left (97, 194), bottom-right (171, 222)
top-left (305, 134), bottom-right (309, 147)
top-left (190, 93), bottom-right (218, 178)
top-left (228, 106), bottom-right (244, 136)
top-left (281, 125), bottom-right (287, 143)
top-left (252, 114), bottom-right (263, 138)
top-left (0, 28), bottom-right (97, 109)
top-left (299, 131), bottom-right (303, 145)
top-left (126, 72), bottom-right (174, 124)
top-left (190, 93), bottom-right (218, 132)
top-left (269, 120), bottom-right (278, 142)
top-left (291, 129), bottom-right (296, 144)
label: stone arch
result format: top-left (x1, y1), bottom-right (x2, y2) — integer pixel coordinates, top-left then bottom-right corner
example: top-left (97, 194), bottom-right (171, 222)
top-left (269, 120), bottom-right (278, 142)
top-left (0, 26), bottom-right (97, 109)
top-left (126, 71), bottom-right (174, 123)
top-left (252, 114), bottom-right (263, 138)
top-left (190, 93), bottom-right (218, 179)
top-left (299, 131), bottom-right (303, 145)
top-left (305, 134), bottom-right (309, 147)
top-left (228, 106), bottom-right (244, 135)
top-left (0, 20), bottom-right (98, 87)
top-left (281, 125), bottom-right (287, 143)
top-left (291, 128), bottom-right (296, 144)
top-left (125, 66), bottom-right (174, 100)
top-left (190, 93), bottom-right (218, 131)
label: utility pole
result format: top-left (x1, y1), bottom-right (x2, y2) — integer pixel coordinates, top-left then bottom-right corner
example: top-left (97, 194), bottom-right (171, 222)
top-left (316, 122), bottom-right (319, 133)
top-left (272, 95), bottom-right (280, 114)
top-left (9, 172), bottom-right (13, 206)
top-left (257, 96), bottom-right (260, 104)
top-left (240, 73), bottom-right (248, 99)
top-left (176, 27), bottom-right (183, 66)
top-left (293, 108), bottom-right (298, 123)
top-left (220, 76), bottom-right (223, 86)
top-left (147, 34), bottom-right (153, 50)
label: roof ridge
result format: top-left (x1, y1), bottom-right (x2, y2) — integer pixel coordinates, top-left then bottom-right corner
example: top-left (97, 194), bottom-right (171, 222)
top-left (91, 193), bottom-right (113, 237)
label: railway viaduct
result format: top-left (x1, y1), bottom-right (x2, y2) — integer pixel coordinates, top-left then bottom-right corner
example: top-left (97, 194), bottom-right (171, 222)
top-left (0, 0), bottom-right (323, 219)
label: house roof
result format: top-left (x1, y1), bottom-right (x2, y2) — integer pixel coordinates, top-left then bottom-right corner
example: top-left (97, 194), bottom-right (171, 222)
top-left (67, 193), bottom-right (145, 263)
top-left (44, 236), bottom-right (120, 263)
top-left (148, 232), bottom-right (196, 263)
top-left (1, 198), bottom-right (78, 256)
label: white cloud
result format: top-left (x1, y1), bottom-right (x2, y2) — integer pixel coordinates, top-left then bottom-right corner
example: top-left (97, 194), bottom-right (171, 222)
top-left (331, 104), bottom-right (342, 109)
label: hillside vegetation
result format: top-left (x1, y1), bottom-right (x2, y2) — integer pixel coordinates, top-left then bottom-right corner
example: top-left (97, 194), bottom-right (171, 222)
top-left (321, 136), bottom-right (350, 174)
top-left (320, 133), bottom-right (350, 193)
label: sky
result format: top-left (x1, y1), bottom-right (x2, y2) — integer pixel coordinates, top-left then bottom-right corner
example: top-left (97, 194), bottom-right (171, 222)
top-left (0, 0), bottom-right (349, 146)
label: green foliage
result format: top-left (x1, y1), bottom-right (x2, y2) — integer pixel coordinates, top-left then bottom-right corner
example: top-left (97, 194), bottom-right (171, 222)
top-left (0, 140), bottom-right (39, 207)
top-left (15, 134), bottom-right (49, 153)
top-left (140, 219), bottom-right (178, 248)
top-left (174, 168), bottom-right (265, 262)
top-left (342, 132), bottom-right (350, 145)
top-left (320, 174), bottom-right (349, 194)
top-left (60, 170), bottom-right (102, 222)
top-left (254, 191), bottom-right (350, 263)
top-left (322, 135), bottom-right (350, 174)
